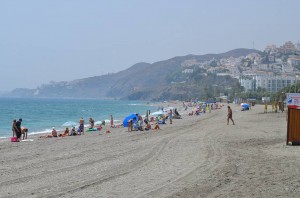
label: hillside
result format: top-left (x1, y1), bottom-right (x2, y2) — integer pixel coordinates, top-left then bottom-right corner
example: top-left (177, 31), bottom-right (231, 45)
top-left (5, 48), bottom-right (260, 101)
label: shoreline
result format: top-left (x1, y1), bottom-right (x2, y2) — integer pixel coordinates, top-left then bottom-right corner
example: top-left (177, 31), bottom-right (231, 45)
top-left (0, 99), bottom-right (162, 140)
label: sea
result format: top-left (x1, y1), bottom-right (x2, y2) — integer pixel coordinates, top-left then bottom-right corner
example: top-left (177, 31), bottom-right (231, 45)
top-left (0, 98), bottom-right (159, 139)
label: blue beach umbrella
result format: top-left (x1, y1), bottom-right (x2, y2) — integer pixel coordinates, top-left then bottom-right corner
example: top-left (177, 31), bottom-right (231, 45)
top-left (241, 103), bottom-right (250, 110)
top-left (123, 114), bottom-right (139, 127)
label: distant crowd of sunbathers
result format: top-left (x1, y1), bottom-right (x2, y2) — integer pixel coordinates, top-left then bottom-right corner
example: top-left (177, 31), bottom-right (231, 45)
top-left (11, 107), bottom-right (184, 141)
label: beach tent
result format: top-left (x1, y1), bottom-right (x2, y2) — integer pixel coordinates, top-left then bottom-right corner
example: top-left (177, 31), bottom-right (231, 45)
top-left (241, 103), bottom-right (250, 110)
top-left (123, 114), bottom-right (139, 127)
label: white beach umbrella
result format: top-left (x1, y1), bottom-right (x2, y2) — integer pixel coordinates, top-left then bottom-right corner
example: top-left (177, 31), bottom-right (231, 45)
top-left (151, 110), bottom-right (164, 116)
top-left (62, 121), bottom-right (77, 127)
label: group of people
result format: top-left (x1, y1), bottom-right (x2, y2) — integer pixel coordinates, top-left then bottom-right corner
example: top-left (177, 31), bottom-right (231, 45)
top-left (264, 101), bottom-right (284, 113)
top-left (12, 118), bottom-right (28, 141)
top-left (39, 115), bottom-right (115, 138)
top-left (126, 110), bottom-right (177, 132)
top-left (11, 104), bottom-right (236, 141)
top-left (40, 126), bottom-right (79, 138)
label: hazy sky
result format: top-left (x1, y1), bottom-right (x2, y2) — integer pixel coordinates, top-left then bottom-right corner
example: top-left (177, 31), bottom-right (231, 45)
top-left (1, 0), bottom-right (299, 92)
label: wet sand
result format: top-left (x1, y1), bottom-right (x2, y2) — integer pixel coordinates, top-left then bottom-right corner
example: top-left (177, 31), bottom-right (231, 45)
top-left (1, 104), bottom-right (299, 198)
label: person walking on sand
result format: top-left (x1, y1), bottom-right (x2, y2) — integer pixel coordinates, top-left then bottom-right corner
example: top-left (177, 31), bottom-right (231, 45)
top-left (227, 106), bottom-right (235, 125)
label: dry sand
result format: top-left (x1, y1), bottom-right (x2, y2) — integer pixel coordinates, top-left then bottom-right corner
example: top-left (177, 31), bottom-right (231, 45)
top-left (1, 104), bottom-right (299, 198)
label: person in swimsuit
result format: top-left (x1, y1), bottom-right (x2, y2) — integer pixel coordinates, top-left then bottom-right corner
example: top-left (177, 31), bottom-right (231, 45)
top-left (110, 115), bottom-right (114, 128)
top-left (12, 119), bottom-right (18, 137)
top-left (79, 117), bottom-right (84, 135)
top-left (59, 127), bottom-right (69, 137)
top-left (89, 117), bottom-right (95, 129)
top-left (227, 106), bottom-right (235, 125)
top-left (40, 127), bottom-right (57, 138)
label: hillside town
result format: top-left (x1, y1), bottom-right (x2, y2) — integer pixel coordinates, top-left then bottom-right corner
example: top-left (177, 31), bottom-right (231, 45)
top-left (182, 41), bottom-right (300, 93)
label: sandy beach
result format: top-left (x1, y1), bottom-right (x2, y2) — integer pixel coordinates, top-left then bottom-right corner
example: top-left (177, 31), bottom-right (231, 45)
top-left (1, 104), bottom-right (299, 198)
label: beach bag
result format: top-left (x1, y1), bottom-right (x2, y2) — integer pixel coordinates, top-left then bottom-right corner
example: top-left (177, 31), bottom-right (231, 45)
top-left (11, 137), bottom-right (18, 142)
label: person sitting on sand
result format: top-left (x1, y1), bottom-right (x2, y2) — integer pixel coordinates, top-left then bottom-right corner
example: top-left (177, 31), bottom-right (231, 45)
top-left (157, 115), bottom-right (167, 124)
top-left (40, 127), bottom-right (58, 138)
top-left (59, 127), bottom-right (69, 137)
top-left (173, 108), bottom-right (182, 119)
top-left (153, 122), bottom-right (160, 130)
top-left (150, 117), bottom-right (154, 122)
top-left (89, 117), bottom-right (95, 129)
top-left (70, 127), bottom-right (77, 136)
top-left (145, 122), bottom-right (151, 131)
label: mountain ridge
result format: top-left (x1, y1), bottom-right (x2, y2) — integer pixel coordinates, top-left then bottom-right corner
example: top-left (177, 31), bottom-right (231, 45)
top-left (5, 48), bottom-right (260, 100)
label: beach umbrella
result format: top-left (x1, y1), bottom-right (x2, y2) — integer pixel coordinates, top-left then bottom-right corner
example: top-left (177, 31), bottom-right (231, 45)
top-left (123, 114), bottom-right (139, 127)
top-left (151, 110), bottom-right (164, 116)
top-left (240, 103), bottom-right (250, 108)
top-left (240, 103), bottom-right (250, 110)
top-left (62, 121), bottom-right (77, 127)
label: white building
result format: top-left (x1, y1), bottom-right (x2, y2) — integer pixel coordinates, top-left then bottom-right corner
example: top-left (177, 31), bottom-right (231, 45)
top-left (255, 75), bottom-right (297, 92)
top-left (240, 78), bottom-right (255, 91)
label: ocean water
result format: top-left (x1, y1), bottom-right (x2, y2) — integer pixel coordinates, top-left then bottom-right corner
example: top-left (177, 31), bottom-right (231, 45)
top-left (0, 98), bottom-right (158, 138)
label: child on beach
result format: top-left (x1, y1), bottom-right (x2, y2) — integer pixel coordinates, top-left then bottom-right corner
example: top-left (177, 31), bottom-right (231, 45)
top-left (79, 118), bottom-right (84, 135)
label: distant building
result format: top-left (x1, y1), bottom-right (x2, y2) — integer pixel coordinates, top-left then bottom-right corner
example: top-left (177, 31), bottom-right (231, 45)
top-left (296, 41), bottom-right (300, 51)
top-left (240, 77), bottom-right (255, 91)
top-left (255, 75), bottom-right (297, 92)
top-left (278, 41), bottom-right (297, 54)
top-left (287, 56), bottom-right (300, 67)
top-left (265, 44), bottom-right (277, 53)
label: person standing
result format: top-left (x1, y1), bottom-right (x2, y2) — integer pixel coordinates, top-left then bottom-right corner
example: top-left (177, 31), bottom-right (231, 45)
top-left (79, 117), bottom-right (84, 135)
top-left (127, 119), bottom-right (133, 132)
top-left (110, 114), bottom-right (114, 128)
top-left (16, 118), bottom-right (22, 140)
top-left (264, 102), bottom-right (268, 113)
top-left (12, 119), bottom-right (18, 137)
top-left (169, 109), bottom-right (173, 124)
top-left (227, 106), bottom-right (235, 125)
top-left (89, 117), bottom-right (95, 129)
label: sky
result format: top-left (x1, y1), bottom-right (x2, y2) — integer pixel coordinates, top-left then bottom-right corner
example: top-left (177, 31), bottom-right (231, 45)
top-left (0, 0), bottom-right (300, 92)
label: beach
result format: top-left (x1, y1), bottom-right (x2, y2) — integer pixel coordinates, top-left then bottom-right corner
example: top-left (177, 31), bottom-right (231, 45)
top-left (1, 104), bottom-right (299, 198)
